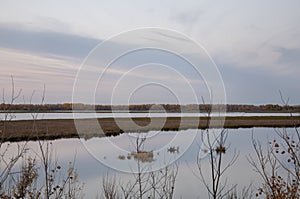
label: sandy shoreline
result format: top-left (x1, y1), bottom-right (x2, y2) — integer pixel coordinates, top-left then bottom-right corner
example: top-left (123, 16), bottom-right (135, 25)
top-left (1, 116), bottom-right (300, 142)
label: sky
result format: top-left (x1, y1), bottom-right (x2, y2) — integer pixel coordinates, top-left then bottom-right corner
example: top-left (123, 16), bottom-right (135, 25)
top-left (0, 0), bottom-right (299, 105)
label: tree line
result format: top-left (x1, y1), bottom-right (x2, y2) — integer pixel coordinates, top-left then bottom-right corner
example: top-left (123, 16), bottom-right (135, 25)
top-left (0, 103), bottom-right (300, 113)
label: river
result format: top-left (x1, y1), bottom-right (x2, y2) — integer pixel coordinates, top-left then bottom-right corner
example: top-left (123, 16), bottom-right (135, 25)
top-left (1, 125), bottom-right (295, 198)
top-left (1, 112), bottom-right (299, 120)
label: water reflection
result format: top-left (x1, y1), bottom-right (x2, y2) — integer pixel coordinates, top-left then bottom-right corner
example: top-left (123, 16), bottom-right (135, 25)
top-left (128, 151), bottom-right (155, 163)
top-left (81, 130), bottom-right (196, 173)
top-left (1, 128), bottom-right (296, 198)
top-left (1, 112), bottom-right (299, 121)
top-left (116, 144), bottom-right (180, 163)
top-left (167, 146), bottom-right (180, 154)
top-left (118, 151), bottom-right (155, 163)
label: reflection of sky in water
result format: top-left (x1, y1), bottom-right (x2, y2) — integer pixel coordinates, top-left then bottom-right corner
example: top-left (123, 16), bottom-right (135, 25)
top-left (1, 112), bottom-right (299, 120)
top-left (82, 130), bottom-right (197, 172)
top-left (2, 128), bottom-right (294, 198)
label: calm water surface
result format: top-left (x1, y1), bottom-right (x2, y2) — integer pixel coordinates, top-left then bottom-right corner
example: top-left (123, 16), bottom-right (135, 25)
top-left (0, 112), bottom-right (298, 120)
top-left (2, 127), bottom-right (290, 198)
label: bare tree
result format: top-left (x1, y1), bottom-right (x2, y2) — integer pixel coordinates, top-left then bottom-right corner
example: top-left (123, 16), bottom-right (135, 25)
top-left (1, 77), bottom-right (84, 198)
top-left (29, 86), bottom-right (84, 199)
top-left (248, 92), bottom-right (300, 198)
top-left (197, 97), bottom-right (238, 199)
top-left (148, 162), bottom-right (178, 199)
top-left (102, 174), bottom-right (120, 199)
top-left (226, 184), bottom-right (253, 199)
top-left (198, 129), bottom-right (238, 199)
top-left (11, 157), bottom-right (40, 198)
top-left (0, 76), bottom-right (28, 193)
top-left (249, 128), bottom-right (300, 198)
top-left (102, 133), bottom-right (178, 199)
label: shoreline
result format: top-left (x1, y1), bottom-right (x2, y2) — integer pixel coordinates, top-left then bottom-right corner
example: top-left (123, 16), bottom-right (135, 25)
top-left (1, 110), bottom-right (300, 114)
top-left (1, 116), bottom-right (300, 142)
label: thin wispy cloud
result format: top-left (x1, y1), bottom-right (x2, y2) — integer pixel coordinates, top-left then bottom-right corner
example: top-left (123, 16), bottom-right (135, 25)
top-left (0, 0), bottom-right (299, 104)
top-left (0, 24), bottom-right (100, 59)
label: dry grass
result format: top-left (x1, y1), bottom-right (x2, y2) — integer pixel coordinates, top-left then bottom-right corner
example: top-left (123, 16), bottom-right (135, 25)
top-left (0, 116), bottom-right (299, 142)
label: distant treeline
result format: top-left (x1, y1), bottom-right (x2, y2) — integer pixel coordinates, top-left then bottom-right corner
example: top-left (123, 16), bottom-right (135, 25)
top-left (1, 103), bottom-right (300, 113)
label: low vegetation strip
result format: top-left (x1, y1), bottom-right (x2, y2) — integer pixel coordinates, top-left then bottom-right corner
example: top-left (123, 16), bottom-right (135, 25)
top-left (1, 116), bottom-right (300, 142)
top-left (1, 103), bottom-right (300, 113)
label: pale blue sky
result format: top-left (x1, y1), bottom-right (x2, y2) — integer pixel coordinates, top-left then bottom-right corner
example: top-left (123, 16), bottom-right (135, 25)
top-left (0, 0), bottom-right (299, 104)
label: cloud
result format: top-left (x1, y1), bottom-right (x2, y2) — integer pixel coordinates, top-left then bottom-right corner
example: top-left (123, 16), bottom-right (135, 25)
top-left (0, 48), bottom-right (79, 103)
top-left (167, 1), bottom-right (300, 79)
top-left (0, 38), bottom-right (211, 104)
top-left (0, 24), bottom-right (100, 59)
top-left (277, 47), bottom-right (300, 68)
top-left (1, 0), bottom-right (300, 105)
top-left (172, 11), bottom-right (201, 25)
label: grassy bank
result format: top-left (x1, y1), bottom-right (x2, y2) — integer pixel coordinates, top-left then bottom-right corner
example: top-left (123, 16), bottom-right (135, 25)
top-left (1, 116), bottom-right (300, 142)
